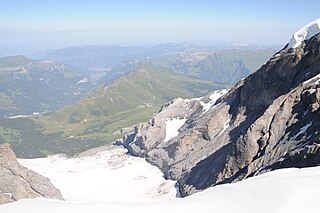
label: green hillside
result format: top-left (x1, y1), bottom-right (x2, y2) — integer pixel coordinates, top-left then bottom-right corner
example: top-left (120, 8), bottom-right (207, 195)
top-left (2, 65), bottom-right (229, 158)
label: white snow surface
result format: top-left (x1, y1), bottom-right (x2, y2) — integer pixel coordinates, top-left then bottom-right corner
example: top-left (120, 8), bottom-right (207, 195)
top-left (288, 18), bottom-right (320, 48)
top-left (164, 117), bottom-right (187, 142)
top-left (2, 166), bottom-right (320, 213)
top-left (18, 147), bottom-right (177, 203)
top-left (200, 89), bottom-right (228, 113)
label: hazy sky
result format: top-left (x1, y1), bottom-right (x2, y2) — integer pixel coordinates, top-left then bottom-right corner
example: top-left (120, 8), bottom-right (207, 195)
top-left (1, 0), bottom-right (320, 54)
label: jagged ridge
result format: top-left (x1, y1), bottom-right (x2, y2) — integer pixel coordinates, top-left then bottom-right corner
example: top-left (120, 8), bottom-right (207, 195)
top-left (119, 31), bottom-right (320, 196)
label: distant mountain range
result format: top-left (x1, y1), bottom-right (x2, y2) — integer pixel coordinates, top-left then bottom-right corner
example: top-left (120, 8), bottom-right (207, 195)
top-left (147, 49), bottom-right (276, 84)
top-left (42, 44), bottom-right (276, 84)
top-left (0, 55), bottom-right (92, 117)
top-left (1, 65), bottom-right (228, 158)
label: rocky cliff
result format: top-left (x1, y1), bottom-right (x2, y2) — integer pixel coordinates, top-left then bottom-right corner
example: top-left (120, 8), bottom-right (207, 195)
top-left (0, 144), bottom-right (63, 204)
top-left (118, 30), bottom-right (320, 196)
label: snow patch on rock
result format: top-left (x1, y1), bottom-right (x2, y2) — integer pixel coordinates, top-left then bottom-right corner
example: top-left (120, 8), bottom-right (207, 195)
top-left (219, 115), bottom-right (231, 136)
top-left (288, 18), bottom-right (320, 48)
top-left (164, 117), bottom-right (187, 142)
top-left (303, 73), bottom-right (320, 85)
top-left (288, 122), bottom-right (313, 142)
top-left (200, 89), bottom-right (228, 113)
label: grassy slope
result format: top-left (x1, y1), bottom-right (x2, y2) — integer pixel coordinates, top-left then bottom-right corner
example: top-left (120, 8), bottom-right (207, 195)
top-left (3, 65), bottom-right (229, 158)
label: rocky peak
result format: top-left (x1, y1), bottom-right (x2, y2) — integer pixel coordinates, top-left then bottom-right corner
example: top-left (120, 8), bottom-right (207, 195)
top-left (0, 143), bottom-right (64, 204)
top-left (118, 31), bottom-right (320, 196)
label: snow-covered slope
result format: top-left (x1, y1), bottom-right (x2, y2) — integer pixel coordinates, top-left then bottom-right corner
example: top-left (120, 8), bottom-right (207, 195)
top-left (18, 147), bottom-right (177, 202)
top-left (1, 166), bottom-right (320, 213)
top-left (288, 18), bottom-right (320, 48)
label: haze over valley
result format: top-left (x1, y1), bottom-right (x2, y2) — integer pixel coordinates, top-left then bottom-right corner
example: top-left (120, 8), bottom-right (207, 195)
top-left (1, 1), bottom-right (320, 212)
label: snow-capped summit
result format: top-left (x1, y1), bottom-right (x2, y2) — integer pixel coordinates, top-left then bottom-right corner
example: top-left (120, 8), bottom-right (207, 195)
top-left (288, 18), bottom-right (320, 48)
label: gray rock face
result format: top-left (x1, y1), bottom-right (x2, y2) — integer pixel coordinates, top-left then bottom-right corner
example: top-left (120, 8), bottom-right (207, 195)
top-left (118, 33), bottom-right (320, 196)
top-left (118, 97), bottom-right (203, 156)
top-left (0, 143), bottom-right (64, 204)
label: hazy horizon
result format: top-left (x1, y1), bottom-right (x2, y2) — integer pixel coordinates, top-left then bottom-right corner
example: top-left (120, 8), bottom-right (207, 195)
top-left (1, 0), bottom-right (320, 55)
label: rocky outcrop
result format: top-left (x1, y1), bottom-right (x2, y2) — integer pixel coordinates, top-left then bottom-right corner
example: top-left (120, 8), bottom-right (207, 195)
top-left (0, 143), bottom-right (63, 204)
top-left (118, 97), bottom-right (204, 156)
top-left (118, 32), bottom-right (320, 196)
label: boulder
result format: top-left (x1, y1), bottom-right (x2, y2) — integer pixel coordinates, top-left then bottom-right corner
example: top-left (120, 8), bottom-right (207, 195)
top-left (0, 143), bottom-right (64, 204)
